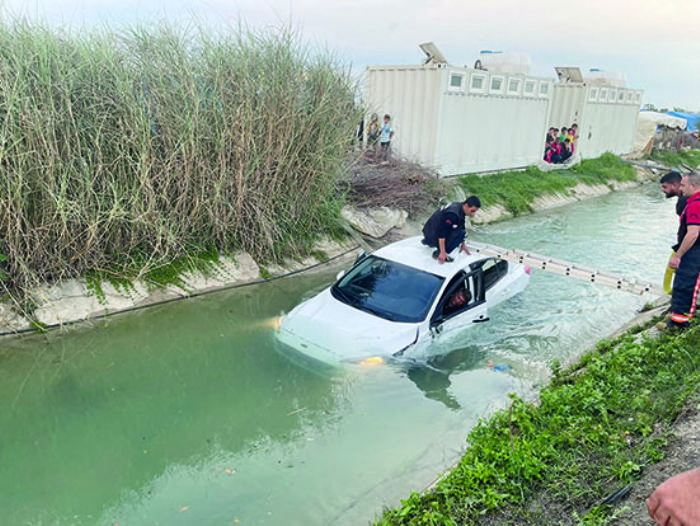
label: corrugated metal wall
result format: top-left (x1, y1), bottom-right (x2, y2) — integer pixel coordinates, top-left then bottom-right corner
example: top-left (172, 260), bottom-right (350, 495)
top-left (549, 84), bottom-right (587, 129)
top-left (364, 66), bottom-right (443, 165)
top-left (577, 87), bottom-right (643, 157)
top-left (432, 68), bottom-right (552, 174)
top-left (550, 84), bottom-right (643, 158)
top-left (365, 65), bottom-right (552, 175)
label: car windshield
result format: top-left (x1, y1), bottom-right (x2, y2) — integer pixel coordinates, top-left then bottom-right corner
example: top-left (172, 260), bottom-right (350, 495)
top-left (331, 256), bottom-right (444, 323)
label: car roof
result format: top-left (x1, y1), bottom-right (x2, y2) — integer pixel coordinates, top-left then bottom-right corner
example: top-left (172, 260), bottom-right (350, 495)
top-left (371, 236), bottom-right (487, 279)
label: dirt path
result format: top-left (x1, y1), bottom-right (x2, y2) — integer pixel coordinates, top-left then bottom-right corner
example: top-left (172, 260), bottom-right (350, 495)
top-left (611, 391), bottom-right (700, 525)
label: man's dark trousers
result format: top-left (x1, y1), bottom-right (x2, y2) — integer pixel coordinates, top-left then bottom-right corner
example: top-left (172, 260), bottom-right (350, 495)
top-left (671, 245), bottom-right (700, 318)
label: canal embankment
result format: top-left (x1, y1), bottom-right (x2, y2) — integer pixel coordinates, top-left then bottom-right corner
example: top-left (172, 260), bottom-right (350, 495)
top-left (374, 152), bottom-right (700, 525)
top-left (0, 153), bottom-right (665, 337)
top-left (2, 171), bottom-right (696, 526)
top-left (376, 312), bottom-right (700, 525)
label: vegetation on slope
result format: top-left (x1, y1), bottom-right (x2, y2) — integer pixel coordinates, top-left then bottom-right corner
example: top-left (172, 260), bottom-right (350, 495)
top-left (647, 149), bottom-right (700, 171)
top-left (377, 322), bottom-right (700, 525)
top-left (0, 20), bottom-right (360, 294)
top-left (456, 153), bottom-right (638, 216)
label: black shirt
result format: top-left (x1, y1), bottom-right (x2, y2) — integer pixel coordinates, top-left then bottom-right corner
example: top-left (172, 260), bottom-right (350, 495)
top-left (677, 195), bottom-right (688, 216)
top-left (422, 202), bottom-right (466, 245)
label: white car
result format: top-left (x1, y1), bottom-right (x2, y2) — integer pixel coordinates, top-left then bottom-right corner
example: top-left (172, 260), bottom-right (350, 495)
top-left (276, 236), bottom-right (530, 366)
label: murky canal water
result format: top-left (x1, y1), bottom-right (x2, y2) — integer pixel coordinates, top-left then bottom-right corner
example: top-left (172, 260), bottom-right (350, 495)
top-left (0, 184), bottom-right (677, 525)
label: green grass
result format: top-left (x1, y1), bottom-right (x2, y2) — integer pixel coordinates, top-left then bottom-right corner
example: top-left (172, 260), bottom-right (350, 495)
top-left (456, 153), bottom-right (638, 216)
top-left (647, 150), bottom-right (700, 171)
top-left (0, 19), bottom-right (361, 296)
top-left (84, 245), bottom-right (224, 303)
top-left (376, 321), bottom-right (700, 525)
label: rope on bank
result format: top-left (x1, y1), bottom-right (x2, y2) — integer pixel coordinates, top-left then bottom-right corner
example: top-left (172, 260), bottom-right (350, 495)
top-left (0, 245), bottom-right (361, 338)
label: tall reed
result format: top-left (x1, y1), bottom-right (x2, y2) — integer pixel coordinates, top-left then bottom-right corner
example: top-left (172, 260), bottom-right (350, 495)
top-left (0, 20), bottom-right (360, 292)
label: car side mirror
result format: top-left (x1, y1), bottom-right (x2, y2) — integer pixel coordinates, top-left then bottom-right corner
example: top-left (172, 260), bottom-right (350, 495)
top-left (430, 316), bottom-right (444, 328)
top-left (336, 270), bottom-right (346, 281)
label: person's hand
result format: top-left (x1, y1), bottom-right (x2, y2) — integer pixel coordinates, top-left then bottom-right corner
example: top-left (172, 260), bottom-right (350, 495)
top-left (460, 243), bottom-right (470, 255)
top-left (647, 468), bottom-right (700, 525)
top-left (438, 251), bottom-right (448, 264)
top-left (669, 255), bottom-right (681, 270)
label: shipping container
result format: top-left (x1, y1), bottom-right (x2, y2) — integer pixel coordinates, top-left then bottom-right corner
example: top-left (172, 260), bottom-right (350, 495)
top-left (365, 64), bottom-right (552, 176)
top-left (365, 55), bottom-right (642, 176)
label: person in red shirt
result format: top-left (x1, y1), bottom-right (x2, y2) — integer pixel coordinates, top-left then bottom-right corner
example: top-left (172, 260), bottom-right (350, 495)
top-left (667, 172), bottom-right (700, 329)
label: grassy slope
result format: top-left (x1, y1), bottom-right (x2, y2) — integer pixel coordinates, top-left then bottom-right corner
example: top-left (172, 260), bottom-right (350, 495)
top-left (646, 149), bottom-right (700, 171)
top-left (377, 321), bottom-right (700, 525)
top-left (376, 150), bottom-right (700, 525)
top-left (455, 153), bottom-right (638, 216)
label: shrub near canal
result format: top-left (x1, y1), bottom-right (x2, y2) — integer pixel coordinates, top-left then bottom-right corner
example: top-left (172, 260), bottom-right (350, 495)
top-left (0, 21), bottom-right (359, 294)
top-left (377, 324), bottom-right (700, 525)
top-left (457, 153), bottom-right (638, 216)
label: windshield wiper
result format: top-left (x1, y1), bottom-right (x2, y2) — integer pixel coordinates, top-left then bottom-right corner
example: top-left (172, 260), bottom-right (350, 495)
top-left (332, 286), bottom-right (358, 306)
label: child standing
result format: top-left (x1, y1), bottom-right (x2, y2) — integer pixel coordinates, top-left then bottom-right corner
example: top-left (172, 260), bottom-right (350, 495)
top-left (379, 114), bottom-right (394, 162)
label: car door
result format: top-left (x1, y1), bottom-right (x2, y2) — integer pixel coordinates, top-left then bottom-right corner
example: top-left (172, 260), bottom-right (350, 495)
top-left (428, 268), bottom-right (488, 347)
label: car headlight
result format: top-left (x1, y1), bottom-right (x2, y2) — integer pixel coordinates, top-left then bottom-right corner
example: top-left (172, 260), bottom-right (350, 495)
top-left (263, 315), bottom-right (284, 332)
top-left (358, 356), bottom-right (385, 367)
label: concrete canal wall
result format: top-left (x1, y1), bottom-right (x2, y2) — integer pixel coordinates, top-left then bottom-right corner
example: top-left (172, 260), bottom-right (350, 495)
top-left (0, 165), bottom-right (660, 337)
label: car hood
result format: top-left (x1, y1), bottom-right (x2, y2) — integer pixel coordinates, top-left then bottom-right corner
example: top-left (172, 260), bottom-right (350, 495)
top-left (278, 288), bottom-right (420, 363)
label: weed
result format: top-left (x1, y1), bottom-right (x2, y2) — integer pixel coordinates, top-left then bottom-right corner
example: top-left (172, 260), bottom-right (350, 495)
top-left (377, 325), bottom-right (700, 525)
top-left (259, 266), bottom-right (273, 280)
top-left (646, 150), bottom-right (700, 171)
top-left (0, 18), bottom-right (360, 297)
top-left (0, 253), bottom-right (7, 281)
top-left (456, 153), bottom-right (637, 216)
top-left (309, 250), bottom-right (329, 262)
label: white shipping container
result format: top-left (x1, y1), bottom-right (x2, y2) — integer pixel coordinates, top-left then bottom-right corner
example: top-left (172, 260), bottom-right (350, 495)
top-left (365, 54), bottom-right (642, 175)
top-left (365, 64), bottom-right (552, 175)
top-left (365, 66), bottom-right (443, 167)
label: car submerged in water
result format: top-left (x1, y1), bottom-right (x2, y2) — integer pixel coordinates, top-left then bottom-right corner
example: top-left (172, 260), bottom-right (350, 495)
top-left (276, 236), bottom-right (531, 367)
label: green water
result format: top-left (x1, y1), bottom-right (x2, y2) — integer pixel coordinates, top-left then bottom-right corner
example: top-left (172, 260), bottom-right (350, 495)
top-left (0, 184), bottom-right (677, 525)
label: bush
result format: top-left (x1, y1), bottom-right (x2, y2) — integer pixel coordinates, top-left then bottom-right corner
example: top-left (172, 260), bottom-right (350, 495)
top-left (456, 153), bottom-right (637, 216)
top-left (0, 20), bottom-right (360, 292)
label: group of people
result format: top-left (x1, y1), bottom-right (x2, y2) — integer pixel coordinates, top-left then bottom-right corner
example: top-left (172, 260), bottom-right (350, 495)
top-left (356, 113), bottom-right (394, 163)
top-left (644, 170), bottom-right (700, 526)
top-left (416, 181), bottom-right (700, 525)
top-left (543, 124), bottom-right (577, 164)
top-left (659, 169), bottom-right (700, 331)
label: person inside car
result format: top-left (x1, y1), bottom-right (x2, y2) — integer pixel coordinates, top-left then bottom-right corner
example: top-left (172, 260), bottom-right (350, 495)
top-left (444, 287), bottom-right (472, 316)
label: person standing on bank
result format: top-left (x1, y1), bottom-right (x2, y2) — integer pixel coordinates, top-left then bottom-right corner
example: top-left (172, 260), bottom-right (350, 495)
top-left (667, 173), bottom-right (700, 329)
top-left (422, 196), bottom-right (481, 264)
top-left (659, 170), bottom-right (688, 216)
top-left (379, 114), bottom-right (394, 162)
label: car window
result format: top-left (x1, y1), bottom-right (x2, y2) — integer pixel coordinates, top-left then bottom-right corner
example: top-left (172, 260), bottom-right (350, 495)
top-left (331, 256), bottom-right (444, 323)
top-left (471, 258), bottom-right (508, 290)
top-left (435, 272), bottom-right (477, 320)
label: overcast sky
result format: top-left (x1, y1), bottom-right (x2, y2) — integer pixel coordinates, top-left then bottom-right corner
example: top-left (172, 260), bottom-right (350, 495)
top-left (2, 0), bottom-right (698, 110)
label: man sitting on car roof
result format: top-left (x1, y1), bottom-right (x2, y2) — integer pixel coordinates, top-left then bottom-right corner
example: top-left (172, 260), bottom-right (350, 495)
top-left (421, 196), bottom-right (481, 264)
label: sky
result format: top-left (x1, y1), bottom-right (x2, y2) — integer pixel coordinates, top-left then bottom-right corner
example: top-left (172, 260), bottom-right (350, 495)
top-left (1, 0), bottom-right (698, 110)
